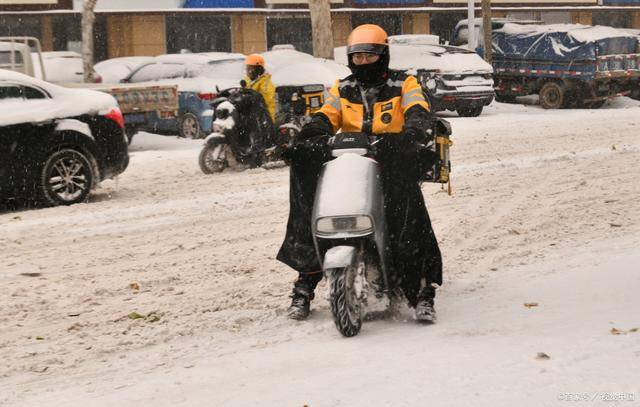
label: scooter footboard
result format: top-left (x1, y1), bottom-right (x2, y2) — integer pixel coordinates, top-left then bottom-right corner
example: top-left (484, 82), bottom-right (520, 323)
top-left (322, 246), bottom-right (356, 271)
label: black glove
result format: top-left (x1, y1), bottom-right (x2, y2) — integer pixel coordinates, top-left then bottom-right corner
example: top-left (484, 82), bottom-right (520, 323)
top-left (298, 118), bottom-right (329, 141)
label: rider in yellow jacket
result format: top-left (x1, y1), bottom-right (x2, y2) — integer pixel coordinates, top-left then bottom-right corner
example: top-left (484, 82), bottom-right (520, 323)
top-left (244, 54), bottom-right (276, 122)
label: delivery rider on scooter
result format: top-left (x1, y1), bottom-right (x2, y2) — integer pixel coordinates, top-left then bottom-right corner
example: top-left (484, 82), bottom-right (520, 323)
top-left (277, 24), bottom-right (443, 323)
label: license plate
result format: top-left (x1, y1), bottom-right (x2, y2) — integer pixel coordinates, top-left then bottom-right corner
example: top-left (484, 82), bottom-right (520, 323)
top-left (159, 110), bottom-right (176, 119)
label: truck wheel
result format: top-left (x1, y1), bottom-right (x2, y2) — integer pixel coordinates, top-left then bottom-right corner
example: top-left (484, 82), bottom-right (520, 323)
top-left (539, 82), bottom-right (566, 109)
top-left (179, 112), bottom-right (202, 139)
top-left (456, 106), bottom-right (483, 117)
top-left (40, 149), bottom-right (94, 206)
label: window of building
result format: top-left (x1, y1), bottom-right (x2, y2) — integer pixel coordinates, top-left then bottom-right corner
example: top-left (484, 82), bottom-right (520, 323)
top-left (593, 11), bottom-right (631, 28)
top-left (430, 12), bottom-right (466, 44)
top-left (266, 17), bottom-right (312, 54)
top-left (166, 15), bottom-right (232, 53)
top-left (351, 14), bottom-right (402, 37)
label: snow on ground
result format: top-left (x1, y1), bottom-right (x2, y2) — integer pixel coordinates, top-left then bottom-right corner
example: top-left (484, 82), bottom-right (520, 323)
top-left (1, 98), bottom-right (639, 406)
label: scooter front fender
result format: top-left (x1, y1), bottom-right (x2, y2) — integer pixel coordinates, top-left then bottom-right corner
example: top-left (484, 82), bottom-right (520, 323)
top-left (204, 132), bottom-right (225, 146)
top-left (322, 246), bottom-right (356, 271)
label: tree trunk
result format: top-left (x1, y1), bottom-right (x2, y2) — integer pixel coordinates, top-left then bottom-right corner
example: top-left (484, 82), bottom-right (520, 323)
top-left (308, 0), bottom-right (334, 59)
top-left (482, 0), bottom-right (493, 64)
top-left (82, 0), bottom-right (98, 83)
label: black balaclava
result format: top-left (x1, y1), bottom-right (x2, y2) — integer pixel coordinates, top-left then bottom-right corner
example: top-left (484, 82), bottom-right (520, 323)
top-left (247, 65), bottom-right (264, 81)
top-left (348, 49), bottom-right (390, 87)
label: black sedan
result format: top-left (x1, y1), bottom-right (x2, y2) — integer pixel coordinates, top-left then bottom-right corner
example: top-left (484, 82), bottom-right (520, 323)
top-left (0, 70), bottom-right (129, 206)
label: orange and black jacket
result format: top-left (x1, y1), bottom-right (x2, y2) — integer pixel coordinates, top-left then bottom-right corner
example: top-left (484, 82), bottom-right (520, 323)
top-left (309, 70), bottom-right (433, 139)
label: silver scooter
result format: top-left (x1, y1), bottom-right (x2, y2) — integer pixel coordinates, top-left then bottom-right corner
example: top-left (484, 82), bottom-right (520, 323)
top-left (311, 132), bottom-right (390, 337)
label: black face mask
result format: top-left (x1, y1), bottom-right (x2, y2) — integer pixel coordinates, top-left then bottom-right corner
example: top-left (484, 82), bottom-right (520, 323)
top-left (247, 65), bottom-right (264, 81)
top-left (348, 52), bottom-right (389, 86)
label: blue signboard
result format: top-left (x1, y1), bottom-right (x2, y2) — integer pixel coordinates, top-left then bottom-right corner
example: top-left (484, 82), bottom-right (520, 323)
top-left (184, 0), bottom-right (254, 8)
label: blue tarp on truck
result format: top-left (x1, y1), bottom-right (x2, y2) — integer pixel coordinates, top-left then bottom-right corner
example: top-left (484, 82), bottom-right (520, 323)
top-left (492, 24), bottom-right (638, 61)
top-left (490, 23), bottom-right (640, 108)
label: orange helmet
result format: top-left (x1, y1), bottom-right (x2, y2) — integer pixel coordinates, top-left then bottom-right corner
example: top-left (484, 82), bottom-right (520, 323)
top-left (245, 54), bottom-right (265, 67)
top-left (347, 24), bottom-right (388, 55)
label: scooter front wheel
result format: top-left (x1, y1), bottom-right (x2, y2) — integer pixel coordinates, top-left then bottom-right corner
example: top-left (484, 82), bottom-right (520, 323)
top-left (329, 265), bottom-right (363, 337)
top-left (199, 142), bottom-right (227, 174)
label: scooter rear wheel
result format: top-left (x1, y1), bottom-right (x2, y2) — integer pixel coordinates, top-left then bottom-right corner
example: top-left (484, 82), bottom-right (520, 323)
top-left (329, 266), bottom-right (363, 337)
top-left (199, 142), bottom-right (227, 174)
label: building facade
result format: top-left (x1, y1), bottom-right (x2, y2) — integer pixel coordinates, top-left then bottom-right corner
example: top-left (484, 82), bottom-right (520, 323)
top-left (1, 1), bottom-right (640, 61)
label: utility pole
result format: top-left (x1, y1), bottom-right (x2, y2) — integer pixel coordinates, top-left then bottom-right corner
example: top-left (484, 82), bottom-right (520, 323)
top-left (482, 0), bottom-right (493, 64)
top-left (467, 0), bottom-right (476, 52)
top-left (81, 0), bottom-right (98, 82)
top-left (308, 0), bottom-right (334, 59)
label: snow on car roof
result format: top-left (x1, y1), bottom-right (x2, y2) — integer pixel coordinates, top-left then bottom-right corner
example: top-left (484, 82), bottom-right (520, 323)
top-left (389, 34), bottom-right (440, 46)
top-left (261, 49), bottom-right (350, 87)
top-left (41, 51), bottom-right (82, 59)
top-left (0, 69), bottom-right (118, 127)
top-left (334, 44), bottom-right (493, 75)
top-left (154, 53), bottom-right (244, 65)
top-left (498, 23), bottom-right (638, 42)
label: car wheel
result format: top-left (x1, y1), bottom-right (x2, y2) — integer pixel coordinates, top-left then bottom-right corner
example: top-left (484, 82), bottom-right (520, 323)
top-left (539, 82), bottom-right (566, 109)
top-left (179, 112), bottom-right (202, 139)
top-left (456, 106), bottom-right (483, 117)
top-left (41, 149), bottom-right (94, 206)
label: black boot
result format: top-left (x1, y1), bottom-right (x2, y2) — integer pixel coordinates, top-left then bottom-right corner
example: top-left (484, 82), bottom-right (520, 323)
top-left (288, 287), bottom-right (314, 320)
top-left (414, 285), bottom-right (436, 323)
top-left (287, 272), bottom-right (322, 320)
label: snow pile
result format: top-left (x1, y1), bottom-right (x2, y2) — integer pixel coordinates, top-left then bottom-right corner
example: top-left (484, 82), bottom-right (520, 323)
top-left (0, 70), bottom-right (118, 127)
top-left (262, 49), bottom-right (350, 87)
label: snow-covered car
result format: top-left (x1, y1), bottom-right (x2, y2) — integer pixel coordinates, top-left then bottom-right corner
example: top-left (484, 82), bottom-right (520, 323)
top-left (0, 69), bottom-right (129, 206)
top-left (32, 51), bottom-right (86, 84)
top-left (122, 53), bottom-right (245, 138)
top-left (261, 49), bottom-right (350, 89)
top-left (94, 56), bottom-right (155, 84)
top-left (261, 49), bottom-right (351, 116)
top-left (337, 40), bottom-right (495, 117)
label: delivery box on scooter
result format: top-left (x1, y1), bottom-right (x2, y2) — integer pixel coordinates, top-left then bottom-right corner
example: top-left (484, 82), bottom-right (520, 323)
top-left (421, 119), bottom-right (452, 191)
top-left (276, 84), bottom-right (325, 116)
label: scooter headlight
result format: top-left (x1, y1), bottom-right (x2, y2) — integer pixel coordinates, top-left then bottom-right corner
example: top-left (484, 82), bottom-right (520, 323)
top-left (316, 216), bottom-right (373, 235)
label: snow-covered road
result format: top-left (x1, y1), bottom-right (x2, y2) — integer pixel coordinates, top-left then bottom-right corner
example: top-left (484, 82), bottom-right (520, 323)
top-left (1, 99), bottom-right (639, 406)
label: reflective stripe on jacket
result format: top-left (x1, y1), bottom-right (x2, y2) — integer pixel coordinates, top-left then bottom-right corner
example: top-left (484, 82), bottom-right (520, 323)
top-left (245, 73), bottom-right (276, 121)
top-left (319, 70), bottom-right (429, 135)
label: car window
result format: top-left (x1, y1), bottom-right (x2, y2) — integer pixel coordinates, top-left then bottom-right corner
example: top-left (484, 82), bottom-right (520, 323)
top-left (128, 63), bottom-right (186, 83)
top-left (0, 51), bottom-right (24, 65)
top-left (0, 85), bottom-right (23, 100)
top-left (23, 86), bottom-right (47, 99)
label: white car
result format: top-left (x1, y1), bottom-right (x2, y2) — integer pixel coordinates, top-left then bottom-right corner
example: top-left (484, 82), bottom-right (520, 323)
top-left (335, 38), bottom-right (495, 117)
top-left (94, 56), bottom-right (155, 84)
top-left (32, 51), bottom-right (85, 83)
